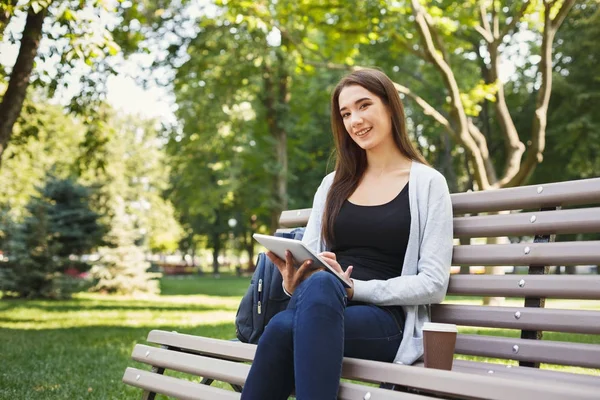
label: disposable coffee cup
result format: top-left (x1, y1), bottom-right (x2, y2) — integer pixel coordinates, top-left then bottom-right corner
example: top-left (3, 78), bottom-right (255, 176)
top-left (422, 322), bottom-right (457, 370)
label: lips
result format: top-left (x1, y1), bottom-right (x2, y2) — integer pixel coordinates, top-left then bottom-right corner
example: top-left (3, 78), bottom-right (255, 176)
top-left (354, 127), bottom-right (372, 137)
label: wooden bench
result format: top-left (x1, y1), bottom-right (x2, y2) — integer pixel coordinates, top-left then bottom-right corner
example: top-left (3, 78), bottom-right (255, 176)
top-left (123, 177), bottom-right (600, 399)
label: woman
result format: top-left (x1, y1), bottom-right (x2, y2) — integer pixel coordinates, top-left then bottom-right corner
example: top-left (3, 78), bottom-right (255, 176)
top-left (241, 68), bottom-right (453, 400)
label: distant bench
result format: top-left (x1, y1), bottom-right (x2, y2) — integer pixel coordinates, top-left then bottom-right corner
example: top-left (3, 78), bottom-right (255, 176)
top-left (123, 177), bottom-right (600, 399)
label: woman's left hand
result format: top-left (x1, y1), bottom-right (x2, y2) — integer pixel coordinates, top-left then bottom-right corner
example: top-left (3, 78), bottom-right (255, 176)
top-left (319, 251), bottom-right (354, 299)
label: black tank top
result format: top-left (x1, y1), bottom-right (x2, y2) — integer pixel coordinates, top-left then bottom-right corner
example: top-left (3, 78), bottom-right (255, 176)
top-left (331, 183), bottom-right (411, 327)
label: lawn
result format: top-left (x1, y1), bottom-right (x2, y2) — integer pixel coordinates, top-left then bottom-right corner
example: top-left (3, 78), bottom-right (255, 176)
top-left (0, 275), bottom-right (250, 400)
top-left (0, 275), bottom-right (598, 399)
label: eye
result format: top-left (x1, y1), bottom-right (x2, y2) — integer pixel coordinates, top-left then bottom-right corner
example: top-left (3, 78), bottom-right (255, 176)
top-left (341, 112), bottom-right (350, 119)
top-left (360, 103), bottom-right (370, 110)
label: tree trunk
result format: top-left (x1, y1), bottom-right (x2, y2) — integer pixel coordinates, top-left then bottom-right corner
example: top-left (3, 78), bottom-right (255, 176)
top-left (212, 239), bottom-right (220, 276)
top-left (459, 236), bottom-right (471, 274)
top-left (242, 230), bottom-right (256, 272)
top-left (263, 49), bottom-right (291, 233)
top-left (0, 6), bottom-right (47, 167)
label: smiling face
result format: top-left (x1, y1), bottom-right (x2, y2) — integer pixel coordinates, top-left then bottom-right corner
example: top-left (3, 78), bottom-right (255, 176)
top-left (338, 84), bottom-right (394, 151)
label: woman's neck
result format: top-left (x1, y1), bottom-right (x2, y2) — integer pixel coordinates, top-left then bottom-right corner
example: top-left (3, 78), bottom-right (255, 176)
top-left (365, 145), bottom-right (412, 176)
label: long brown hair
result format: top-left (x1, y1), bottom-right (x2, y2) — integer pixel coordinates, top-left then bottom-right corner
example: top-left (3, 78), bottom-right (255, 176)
top-left (321, 68), bottom-right (429, 247)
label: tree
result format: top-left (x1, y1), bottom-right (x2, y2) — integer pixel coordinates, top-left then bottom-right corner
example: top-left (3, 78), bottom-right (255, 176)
top-left (253, 0), bottom-right (576, 190)
top-left (76, 107), bottom-right (183, 255)
top-left (0, 94), bottom-right (85, 217)
top-left (0, 176), bottom-right (104, 298)
top-left (0, 0), bottom-right (190, 167)
top-left (89, 197), bottom-right (160, 295)
top-left (533, 0), bottom-right (600, 183)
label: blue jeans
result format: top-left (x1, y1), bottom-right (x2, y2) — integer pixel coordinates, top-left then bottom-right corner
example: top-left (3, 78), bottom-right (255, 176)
top-left (240, 271), bottom-right (403, 400)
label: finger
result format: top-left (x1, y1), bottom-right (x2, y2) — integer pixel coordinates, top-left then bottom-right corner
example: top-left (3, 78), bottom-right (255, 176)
top-left (319, 251), bottom-right (337, 260)
top-left (285, 250), bottom-right (297, 272)
top-left (266, 251), bottom-right (286, 272)
top-left (296, 259), bottom-right (318, 280)
top-left (344, 265), bottom-right (353, 280)
top-left (321, 257), bottom-right (344, 274)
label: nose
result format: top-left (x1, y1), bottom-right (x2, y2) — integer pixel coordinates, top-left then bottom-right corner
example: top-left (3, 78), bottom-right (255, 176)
top-left (350, 113), bottom-right (363, 128)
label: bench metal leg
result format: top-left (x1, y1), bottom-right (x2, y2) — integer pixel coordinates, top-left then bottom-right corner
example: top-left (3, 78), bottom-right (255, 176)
top-left (142, 365), bottom-right (166, 400)
top-left (520, 206), bottom-right (557, 368)
top-left (200, 377), bottom-right (243, 392)
top-left (379, 382), bottom-right (462, 399)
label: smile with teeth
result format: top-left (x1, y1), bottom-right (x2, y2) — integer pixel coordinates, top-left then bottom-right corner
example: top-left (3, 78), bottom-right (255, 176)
top-left (354, 127), bottom-right (372, 137)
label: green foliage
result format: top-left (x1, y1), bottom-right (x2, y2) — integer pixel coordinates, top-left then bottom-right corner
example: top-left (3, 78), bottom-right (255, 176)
top-left (0, 97), bottom-right (85, 217)
top-left (77, 110), bottom-right (184, 254)
top-left (42, 176), bottom-right (107, 257)
top-left (0, 177), bottom-right (103, 299)
top-left (533, 0), bottom-right (600, 182)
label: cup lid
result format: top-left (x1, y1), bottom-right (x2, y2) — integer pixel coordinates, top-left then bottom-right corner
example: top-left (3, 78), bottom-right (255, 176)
top-left (423, 322), bottom-right (458, 333)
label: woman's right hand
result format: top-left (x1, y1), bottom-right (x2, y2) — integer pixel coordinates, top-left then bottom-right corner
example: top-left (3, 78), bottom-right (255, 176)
top-left (266, 250), bottom-right (324, 295)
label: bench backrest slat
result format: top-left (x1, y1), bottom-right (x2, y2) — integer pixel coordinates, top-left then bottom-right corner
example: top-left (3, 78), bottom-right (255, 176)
top-left (147, 330), bottom-right (256, 362)
top-left (279, 179), bottom-right (600, 227)
top-left (455, 334), bottom-right (600, 369)
top-left (454, 207), bottom-right (600, 237)
top-left (280, 208), bottom-right (311, 228)
top-left (447, 275), bottom-right (600, 299)
top-left (431, 304), bottom-right (600, 335)
top-left (452, 241), bottom-right (600, 266)
top-left (451, 178), bottom-right (600, 214)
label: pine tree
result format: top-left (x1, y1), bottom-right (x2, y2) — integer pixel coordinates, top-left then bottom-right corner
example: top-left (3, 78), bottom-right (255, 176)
top-left (89, 198), bottom-right (161, 295)
top-left (0, 177), bottom-right (103, 298)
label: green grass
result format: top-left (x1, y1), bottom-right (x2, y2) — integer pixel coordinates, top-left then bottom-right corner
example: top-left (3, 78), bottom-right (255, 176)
top-left (0, 276), bottom-right (250, 400)
top-left (0, 276), bottom-right (599, 399)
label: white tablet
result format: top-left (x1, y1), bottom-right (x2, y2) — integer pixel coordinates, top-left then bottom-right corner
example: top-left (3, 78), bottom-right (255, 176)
top-left (253, 233), bottom-right (352, 288)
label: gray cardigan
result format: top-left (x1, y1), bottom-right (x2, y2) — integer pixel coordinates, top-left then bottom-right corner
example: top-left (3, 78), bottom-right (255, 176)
top-left (302, 161), bottom-right (454, 365)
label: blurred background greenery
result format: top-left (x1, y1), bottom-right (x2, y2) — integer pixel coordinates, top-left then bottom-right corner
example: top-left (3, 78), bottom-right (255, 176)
top-left (2, 0), bottom-right (599, 298)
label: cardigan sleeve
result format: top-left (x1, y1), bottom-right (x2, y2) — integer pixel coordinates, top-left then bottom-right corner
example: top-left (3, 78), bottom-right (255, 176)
top-left (301, 174), bottom-right (332, 253)
top-left (352, 175), bottom-right (453, 305)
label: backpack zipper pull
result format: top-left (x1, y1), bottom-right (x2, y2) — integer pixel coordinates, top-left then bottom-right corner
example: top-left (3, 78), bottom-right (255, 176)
top-left (257, 278), bottom-right (263, 314)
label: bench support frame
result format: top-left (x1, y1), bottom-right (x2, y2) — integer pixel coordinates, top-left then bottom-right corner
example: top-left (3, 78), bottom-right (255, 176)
top-left (519, 206), bottom-right (557, 368)
top-left (142, 345), bottom-right (168, 400)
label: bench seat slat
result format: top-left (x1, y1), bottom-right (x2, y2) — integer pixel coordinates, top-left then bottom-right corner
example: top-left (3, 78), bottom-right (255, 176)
top-left (452, 241), bottom-right (600, 266)
top-left (342, 357), bottom-right (598, 400)
top-left (453, 207), bottom-right (600, 237)
top-left (446, 275), bottom-right (600, 299)
top-left (123, 367), bottom-right (240, 400)
top-left (132, 344), bottom-right (249, 386)
top-left (454, 334), bottom-right (600, 369)
top-left (132, 343), bottom-right (429, 399)
top-left (451, 178), bottom-right (600, 214)
top-left (338, 382), bottom-right (431, 400)
top-left (431, 304), bottom-right (600, 334)
top-left (451, 360), bottom-right (600, 388)
top-left (142, 331), bottom-right (600, 400)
